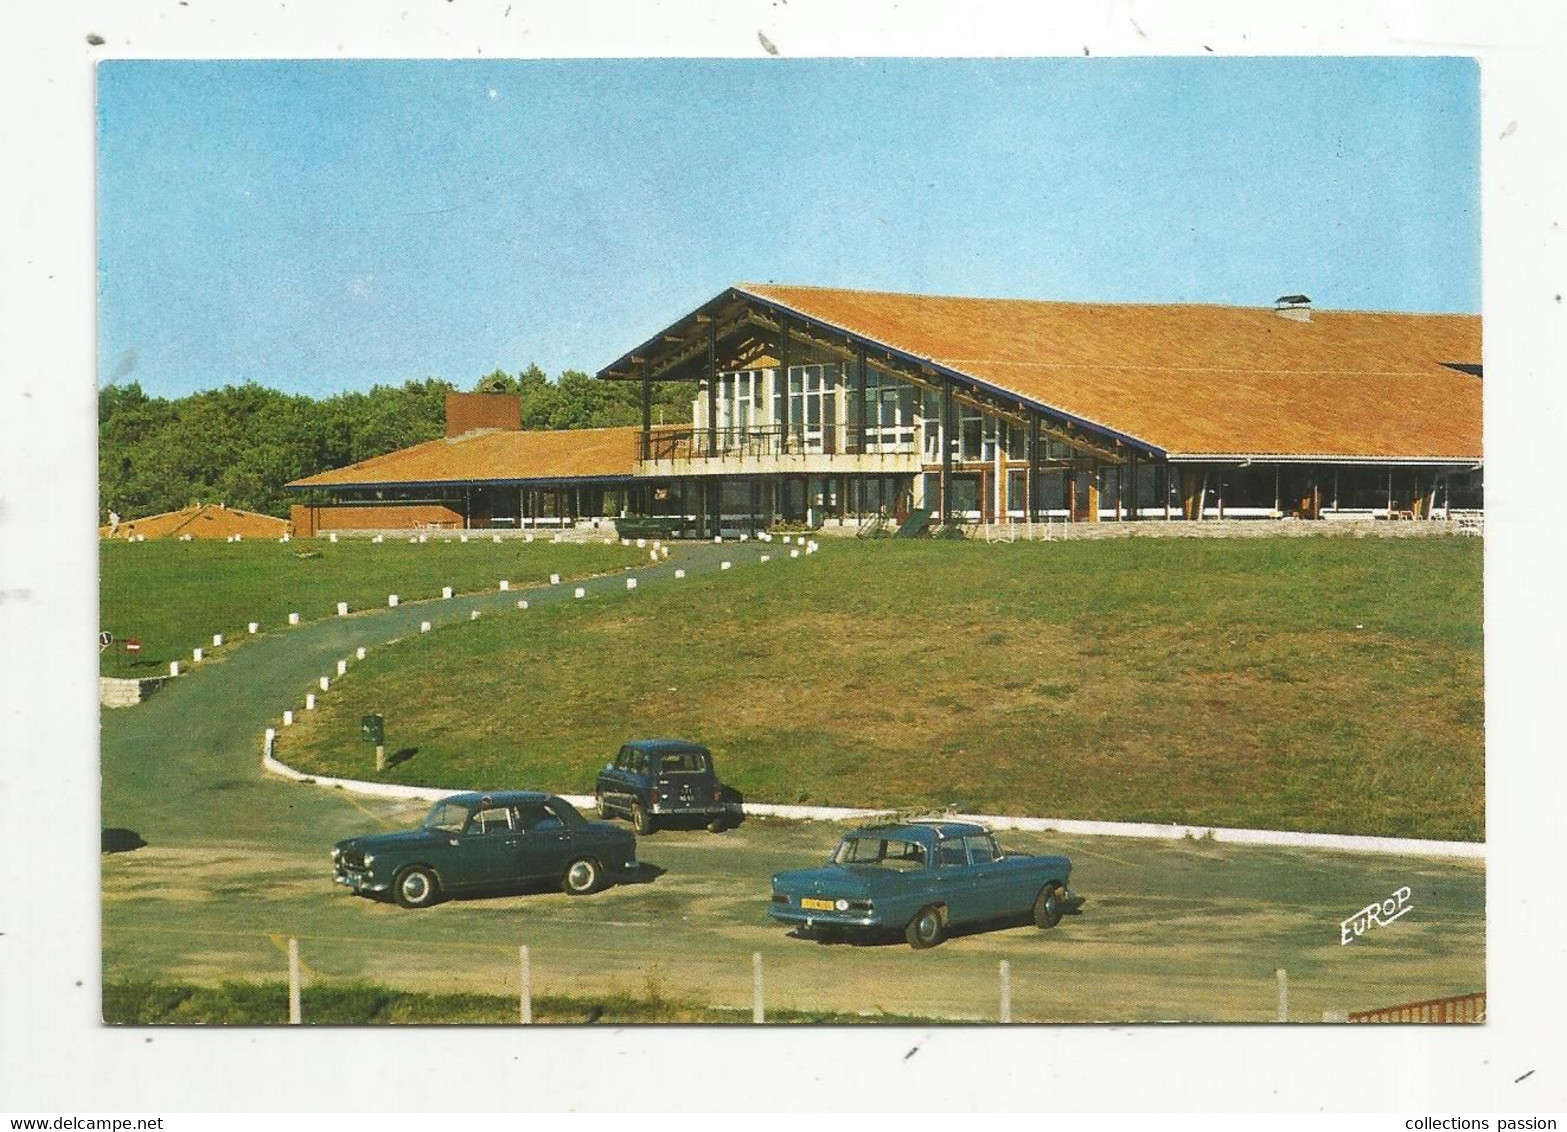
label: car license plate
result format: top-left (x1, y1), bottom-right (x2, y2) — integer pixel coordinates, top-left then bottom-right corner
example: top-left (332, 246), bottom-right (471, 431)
top-left (800, 897), bottom-right (836, 911)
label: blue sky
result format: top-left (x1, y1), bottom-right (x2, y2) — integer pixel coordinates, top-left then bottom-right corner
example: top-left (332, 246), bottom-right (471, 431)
top-left (97, 57), bottom-right (1479, 398)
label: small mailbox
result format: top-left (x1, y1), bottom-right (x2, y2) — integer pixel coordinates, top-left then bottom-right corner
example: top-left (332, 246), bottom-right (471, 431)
top-left (361, 713), bottom-right (384, 746)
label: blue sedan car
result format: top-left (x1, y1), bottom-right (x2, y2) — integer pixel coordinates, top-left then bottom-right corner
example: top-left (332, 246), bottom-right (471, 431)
top-left (769, 821), bottom-right (1074, 948)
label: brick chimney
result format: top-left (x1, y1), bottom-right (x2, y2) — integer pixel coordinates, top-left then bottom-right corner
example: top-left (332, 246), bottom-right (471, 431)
top-left (445, 393), bottom-right (522, 438)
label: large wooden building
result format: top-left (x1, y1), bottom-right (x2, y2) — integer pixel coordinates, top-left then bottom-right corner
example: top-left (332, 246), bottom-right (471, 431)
top-left (289, 284), bottom-right (1483, 535)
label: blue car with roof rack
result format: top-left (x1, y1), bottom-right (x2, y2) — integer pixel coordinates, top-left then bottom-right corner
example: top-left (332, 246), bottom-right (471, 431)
top-left (768, 820), bottom-right (1075, 948)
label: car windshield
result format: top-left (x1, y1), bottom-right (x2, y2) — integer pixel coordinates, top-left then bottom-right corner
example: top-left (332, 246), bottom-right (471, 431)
top-left (422, 800), bottom-right (470, 833)
top-left (832, 836), bottom-right (927, 871)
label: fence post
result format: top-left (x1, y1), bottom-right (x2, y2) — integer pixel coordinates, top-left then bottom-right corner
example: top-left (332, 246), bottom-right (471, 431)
top-left (752, 952), bottom-right (765, 1024)
top-left (1275, 967), bottom-right (1289, 1022)
top-left (999, 959), bottom-right (1012, 1023)
top-left (519, 945), bottom-right (532, 1025)
top-left (288, 937), bottom-right (302, 1024)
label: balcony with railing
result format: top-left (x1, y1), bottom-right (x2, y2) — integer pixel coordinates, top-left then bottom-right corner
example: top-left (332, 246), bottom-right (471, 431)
top-left (638, 422), bottom-right (923, 476)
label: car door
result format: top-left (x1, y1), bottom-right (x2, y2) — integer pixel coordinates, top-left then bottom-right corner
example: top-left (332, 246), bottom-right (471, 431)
top-left (598, 747), bottom-right (639, 815)
top-left (514, 802), bottom-right (574, 880)
top-left (961, 834), bottom-right (1015, 919)
top-left (447, 804), bottom-right (526, 888)
top-left (931, 837), bottom-right (981, 924)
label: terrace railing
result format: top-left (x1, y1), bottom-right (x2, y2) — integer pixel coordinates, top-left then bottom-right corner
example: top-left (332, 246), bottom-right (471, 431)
top-left (640, 424), bottom-right (918, 464)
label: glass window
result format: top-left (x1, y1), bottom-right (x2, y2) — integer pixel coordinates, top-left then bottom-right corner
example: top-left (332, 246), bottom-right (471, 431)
top-left (936, 841), bottom-right (968, 868)
top-left (423, 800), bottom-right (469, 833)
top-left (963, 835), bottom-right (999, 864)
top-left (470, 806), bottom-right (513, 835)
top-left (832, 836), bottom-right (927, 870)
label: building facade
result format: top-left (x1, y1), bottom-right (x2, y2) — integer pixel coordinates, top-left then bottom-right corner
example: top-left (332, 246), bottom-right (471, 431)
top-left (289, 285), bottom-right (1483, 535)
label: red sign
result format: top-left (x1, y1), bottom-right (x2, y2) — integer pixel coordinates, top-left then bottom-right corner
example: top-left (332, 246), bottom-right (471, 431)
top-left (125, 639), bottom-right (142, 653)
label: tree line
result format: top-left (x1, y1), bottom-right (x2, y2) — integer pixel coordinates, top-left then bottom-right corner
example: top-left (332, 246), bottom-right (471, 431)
top-left (99, 366), bottom-right (693, 520)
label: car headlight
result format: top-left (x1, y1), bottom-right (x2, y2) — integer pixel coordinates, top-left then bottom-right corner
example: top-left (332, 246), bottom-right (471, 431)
top-left (331, 847), bottom-right (342, 862)
top-left (834, 898), bottom-right (850, 912)
top-left (363, 854), bottom-right (376, 868)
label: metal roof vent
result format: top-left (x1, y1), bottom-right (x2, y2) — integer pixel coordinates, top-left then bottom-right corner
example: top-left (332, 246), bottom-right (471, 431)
top-left (1274, 294), bottom-right (1312, 322)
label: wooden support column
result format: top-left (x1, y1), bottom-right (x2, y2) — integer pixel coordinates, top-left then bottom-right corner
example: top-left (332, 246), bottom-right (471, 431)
top-left (1087, 463), bottom-right (1100, 523)
top-left (706, 322), bottom-right (718, 456)
top-left (640, 359), bottom-right (652, 461)
top-left (1180, 470), bottom-right (1199, 521)
top-left (1126, 452), bottom-right (1138, 521)
top-left (1028, 418), bottom-right (1041, 522)
top-left (778, 323), bottom-right (791, 452)
top-left (850, 344), bottom-right (866, 454)
top-left (940, 375), bottom-right (953, 520)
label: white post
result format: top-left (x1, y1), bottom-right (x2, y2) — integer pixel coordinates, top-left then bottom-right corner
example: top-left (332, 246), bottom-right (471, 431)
top-left (388, 594), bottom-right (399, 607)
top-left (470, 610), bottom-right (481, 621)
top-left (304, 694), bottom-right (315, 711)
top-left (790, 549), bottom-right (800, 559)
top-left (212, 633), bottom-right (223, 647)
top-left (674, 569), bottom-right (685, 579)
top-left (264, 728), bottom-right (276, 756)
top-left (442, 586), bottom-right (453, 600)
top-left (500, 580), bottom-right (510, 591)
top-left (574, 587), bottom-right (586, 599)
top-left (1276, 968), bottom-right (1289, 1022)
top-left (519, 945), bottom-right (532, 1025)
top-left (517, 600), bottom-right (529, 610)
top-left (999, 960), bottom-right (1012, 1023)
top-left (720, 561), bottom-right (732, 571)
top-left (248, 622), bottom-right (259, 634)
top-left (356, 647), bottom-right (366, 660)
top-left (760, 555), bottom-right (771, 563)
top-left (752, 952), bottom-right (765, 1024)
top-left (288, 937), bottom-right (302, 1024)
top-left (336, 660), bottom-right (347, 676)
top-left (283, 710), bottom-right (294, 726)
top-left (288, 612), bottom-right (300, 625)
top-left (192, 647), bottom-right (203, 663)
top-left (420, 621), bottom-right (431, 633)
top-left (329, 532), bottom-right (338, 543)
top-left (337, 602), bottom-right (348, 616)
top-left (627, 578), bottom-right (638, 589)
top-left (169, 661), bottom-right (180, 677)
top-left (319, 676), bottom-right (329, 692)
top-left (549, 574), bottom-right (560, 585)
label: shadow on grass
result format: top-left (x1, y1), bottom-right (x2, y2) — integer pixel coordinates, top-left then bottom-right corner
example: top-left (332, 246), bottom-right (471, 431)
top-left (384, 747), bottom-right (419, 769)
top-left (101, 828), bottom-right (147, 854)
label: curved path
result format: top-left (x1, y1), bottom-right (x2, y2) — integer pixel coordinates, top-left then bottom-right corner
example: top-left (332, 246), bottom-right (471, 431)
top-left (101, 540), bottom-right (1485, 1023)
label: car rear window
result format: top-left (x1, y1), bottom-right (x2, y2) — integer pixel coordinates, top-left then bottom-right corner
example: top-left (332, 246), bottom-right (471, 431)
top-left (833, 836), bottom-right (927, 870)
top-left (654, 751), bottom-right (708, 774)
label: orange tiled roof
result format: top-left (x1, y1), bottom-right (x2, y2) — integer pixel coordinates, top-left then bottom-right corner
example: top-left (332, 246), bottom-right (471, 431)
top-left (287, 426), bottom-right (641, 489)
top-left (738, 284), bottom-right (1481, 460)
top-left (100, 503), bottom-right (291, 540)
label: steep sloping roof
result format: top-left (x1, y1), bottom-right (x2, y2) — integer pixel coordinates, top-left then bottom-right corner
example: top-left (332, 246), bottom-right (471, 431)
top-left (736, 284), bottom-right (1481, 461)
top-left (100, 503), bottom-right (291, 540)
top-left (287, 426), bottom-right (641, 490)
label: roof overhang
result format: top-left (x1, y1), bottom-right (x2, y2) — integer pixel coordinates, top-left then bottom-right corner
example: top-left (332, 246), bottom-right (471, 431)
top-left (598, 286), bottom-right (1167, 462)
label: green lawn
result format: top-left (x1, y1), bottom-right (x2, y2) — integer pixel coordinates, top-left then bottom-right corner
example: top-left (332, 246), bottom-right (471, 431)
top-left (98, 537), bottom-right (644, 677)
top-left (101, 978), bottom-right (932, 1025)
top-left (279, 537), bottom-right (1484, 841)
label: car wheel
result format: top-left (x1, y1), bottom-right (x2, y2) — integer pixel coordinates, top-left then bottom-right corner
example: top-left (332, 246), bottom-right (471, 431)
top-left (595, 792), bottom-right (608, 820)
top-left (393, 866), bottom-right (440, 909)
top-left (906, 905), bottom-right (944, 950)
top-left (630, 802), bottom-right (655, 836)
top-left (562, 857), bottom-right (602, 896)
top-left (1033, 883), bottom-right (1064, 929)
